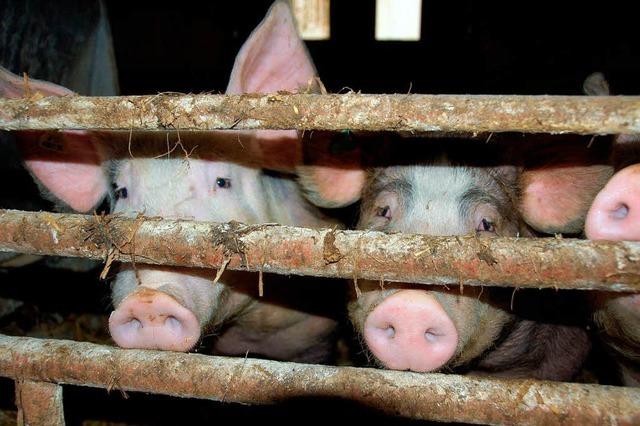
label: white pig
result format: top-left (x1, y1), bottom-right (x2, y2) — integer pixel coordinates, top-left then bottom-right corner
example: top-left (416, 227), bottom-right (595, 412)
top-left (0, 1), bottom-right (343, 363)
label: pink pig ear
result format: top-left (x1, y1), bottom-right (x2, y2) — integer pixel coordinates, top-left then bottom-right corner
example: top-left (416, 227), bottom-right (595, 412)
top-left (0, 66), bottom-right (74, 98)
top-left (297, 133), bottom-right (367, 208)
top-left (0, 66), bottom-right (109, 212)
top-left (226, 1), bottom-right (319, 172)
top-left (518, 140), bottom-right (613, 234)
top-left (19, 131), bottom-right (110, 212)
top-left (226, 1), bottom-right (317, 95)
top-left (298, 164), bottom-right (367, 208)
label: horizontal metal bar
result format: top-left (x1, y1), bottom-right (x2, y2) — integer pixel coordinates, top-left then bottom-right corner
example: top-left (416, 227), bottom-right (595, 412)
top-left (15, 380), bottom-right (65, 426)
top-left (0, 335), bottom-right (638, 425)
top-left (1, 93), bottom-right (639, 134)
top-left (0, 209), bottom-right (639, 291)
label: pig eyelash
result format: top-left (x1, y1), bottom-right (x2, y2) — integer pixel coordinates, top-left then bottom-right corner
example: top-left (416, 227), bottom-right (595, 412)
top-left (477, 218), bottom-right (496, 233)
top-left (215, 177), bottom-right (231, 189)
top-left (375, 205), bottom-right (392, 219)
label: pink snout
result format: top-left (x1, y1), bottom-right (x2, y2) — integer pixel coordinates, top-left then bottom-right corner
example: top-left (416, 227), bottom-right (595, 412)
top-left (586, 164), bottom-right (640, 241)
top-left (109, 288), bottom-right (200, 351)
top-left (364, 290), bottom-right (458, 372)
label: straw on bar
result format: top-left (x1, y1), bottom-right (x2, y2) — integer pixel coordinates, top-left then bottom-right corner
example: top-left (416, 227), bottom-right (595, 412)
top-left (1, 93), bottom-right (639, 134)
top-left (0, 209), bottom-right (639, 291)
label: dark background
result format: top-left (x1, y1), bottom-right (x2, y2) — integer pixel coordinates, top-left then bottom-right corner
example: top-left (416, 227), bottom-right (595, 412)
top-left (107, 0), bottom-right (640, 96)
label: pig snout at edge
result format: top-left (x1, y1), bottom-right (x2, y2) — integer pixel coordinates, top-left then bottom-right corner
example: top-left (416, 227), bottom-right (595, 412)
top-left (586, 133), bottom-right (640, 386)
top-left (586, 163), bottom-right (640, 241)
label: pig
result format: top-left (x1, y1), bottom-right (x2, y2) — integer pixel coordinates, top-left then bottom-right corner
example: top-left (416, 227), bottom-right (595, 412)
top-left (585, 139), bottom-right (640, 386)
top-left (297, 132), bottom-right (612, 378)
top-left (0, 1), bottom-right (344, 363)
top-left (581, 73), bottom-right (640, 386)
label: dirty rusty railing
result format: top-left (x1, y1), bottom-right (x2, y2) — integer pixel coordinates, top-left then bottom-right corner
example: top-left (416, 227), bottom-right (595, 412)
top-left (1, 93), bottom-right (640, 425)
top-left (1, 93), bottom-right (640, 134)
top-left (1, 335), bottom-right (639, 426)
top-left (0, 209), bottom-right (639, 292)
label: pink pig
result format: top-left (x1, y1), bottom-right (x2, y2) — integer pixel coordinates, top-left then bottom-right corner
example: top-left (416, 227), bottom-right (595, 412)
top-left (0, 1), bottom-right (343, 363)
top-left (298, 132), bottom-right (611, 378)
top-left (586, 133), bottom-right (640, 386)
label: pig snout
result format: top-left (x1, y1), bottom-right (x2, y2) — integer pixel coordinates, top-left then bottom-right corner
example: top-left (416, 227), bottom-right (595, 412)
top-left (363, 290), bottom-right (458, 372)
top-left (109, 289), bottom-right (200, 351)
top-left (586, 164), bottom-right (640, 241)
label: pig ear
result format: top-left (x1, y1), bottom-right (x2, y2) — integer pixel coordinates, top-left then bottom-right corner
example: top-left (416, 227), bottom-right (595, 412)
top-left (0, 66), bottom-right (109, 212)
top-left (298, 165), bottom-right (366, 208)
top-left (518, 141), bottom-right (612, 234)
top-left (0, 66), bottom-right (74, 98)
top-left (19, 131), bottom-right (110, 212)
top-left (519, 76), bottom-right (614, 234)
top-left (226, 1), bottom-right (317, 95)
top-left (226, 1), bottom-right (319, 172)
top-left (296, 133), bottom-right (367, 208)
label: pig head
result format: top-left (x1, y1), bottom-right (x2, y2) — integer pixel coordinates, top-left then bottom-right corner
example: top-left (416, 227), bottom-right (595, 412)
top-left (298, 133), bottom-right (611, 377)
top-left (1, 1), bottom-right (342, 363)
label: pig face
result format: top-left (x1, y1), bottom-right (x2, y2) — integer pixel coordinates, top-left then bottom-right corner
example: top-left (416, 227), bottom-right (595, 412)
top-left (1, 1), bottom-right (340, 359)
top-left (299, 134), bottom-right (611, 372)
top-left (353, 151), bottom-right (519, 371)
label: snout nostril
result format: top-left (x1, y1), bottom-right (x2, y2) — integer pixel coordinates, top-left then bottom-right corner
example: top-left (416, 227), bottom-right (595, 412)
top-left (610, 203), bottom-right (630, 220)
top-left (165, 316), bottom-right (181, 329)
top-left (425, 329), bottom-right (439, 343)
top-left (128, 318), bottom-right (142, 330)
top-left (385, 325), bottom-right (396, 338)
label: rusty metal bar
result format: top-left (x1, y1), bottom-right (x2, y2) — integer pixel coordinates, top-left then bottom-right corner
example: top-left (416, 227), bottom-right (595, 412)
top-left (15, 380), bottom-right (65, 426)
top-left (1, 93), bottom-right (639, 134)
top-left (0, 209), bottom-right (638, 291)
top-left (0, 335), bottom-right (638, 426)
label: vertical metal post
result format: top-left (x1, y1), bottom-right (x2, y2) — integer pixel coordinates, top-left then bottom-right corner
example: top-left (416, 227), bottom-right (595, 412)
top-left (15, 380), bottom-right (65, 426)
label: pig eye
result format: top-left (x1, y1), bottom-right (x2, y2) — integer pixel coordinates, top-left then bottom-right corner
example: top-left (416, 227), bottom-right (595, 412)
top-left (215, 177), bottom-right (231, 189)
top-left (375, 205), bottom-right (392, 219)
top-left (477, 218), bottom-right (496, 233)
top-left (113, 185), bottom-right (128, 200)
